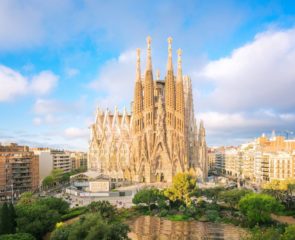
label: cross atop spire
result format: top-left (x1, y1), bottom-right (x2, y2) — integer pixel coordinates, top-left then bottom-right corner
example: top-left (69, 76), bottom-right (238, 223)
top-left (177, 48), bottom-right (182, 59)
top-left (156, 69), bottom-right (160, 80)
top-left (167, 36), bottom-right (173, 71)
top-left (146, 36), bottom-right (152, 71)
top-left (136, 48), bottom-right (141, 82)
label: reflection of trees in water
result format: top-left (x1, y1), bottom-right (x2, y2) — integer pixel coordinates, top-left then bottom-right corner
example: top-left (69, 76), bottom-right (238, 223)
top-left (129, 216), bottom-right (247, 240)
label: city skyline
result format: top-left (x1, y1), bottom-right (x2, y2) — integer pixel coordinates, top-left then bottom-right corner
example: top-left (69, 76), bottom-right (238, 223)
top-left (1, 0), bottom-right (295, 150)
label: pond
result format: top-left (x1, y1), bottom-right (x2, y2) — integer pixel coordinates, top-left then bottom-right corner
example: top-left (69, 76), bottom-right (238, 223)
top-left (128, 216), bottom-right (247, 240)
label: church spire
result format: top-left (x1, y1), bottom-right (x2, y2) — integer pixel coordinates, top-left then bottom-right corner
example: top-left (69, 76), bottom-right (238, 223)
top-left (146, 36), bottom-right (152, 71)
top-left (144, 36), bottom-right (155, 128)
top-left (132, 48), bottom-right (143, 133)
top-left (167, 36), bottom-right (173, 71)
top-left (176, 48), bottom-right (185, 132)
top-left (177, 48), bottom-right (182, 82)
top-left (136, 48), bottom-right (141, 82)
top-left (165, 36), bottom-right (176, 128)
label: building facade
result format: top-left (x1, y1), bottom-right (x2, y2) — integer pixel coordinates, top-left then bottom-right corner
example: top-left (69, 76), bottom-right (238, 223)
top-left (34, 148), bottom-right (71, 183)
top-left (88, 37), bottom-right (208, 183)
top-left (70, 152), bottom-right (87, 170)
top-left (213, 133), bottom-right (295, 185)
top-left (0, 143), bottom-right (39, 201)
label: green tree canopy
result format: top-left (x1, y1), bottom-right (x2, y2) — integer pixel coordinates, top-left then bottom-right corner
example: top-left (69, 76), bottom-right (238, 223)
top-left (239, 193), bottom-right (283, 226)
top-left (17, 192), bottom-right (37, 206)
top-left (50, 214), bottom-right (129, 240)
top-left (219, 188), bottom-right (252, 209)
top-left (38, 197), bottom-right (69, 215)
top-left (0, 233), bottom-right (36, 240)
top-left (8, 202), bottom-right (16, 234)
top-left (243, 226), bottom-right (281, 240)
top-left (198, 187), bottom-right (225, 203)
top-left (0, 203), bottom-right (10, 235)
top-left (42, 175), bottom-right (55, 187)
top-left (282, 224), bottom-right (295, 240)
top-left (87, 201), bottom-right (116, 220)
top-left (133, 187), bottom-right (165, 211)
top-left (164, 173), bottom-right (196, 206)
top-left (15, 196), bottom-right (69, 239)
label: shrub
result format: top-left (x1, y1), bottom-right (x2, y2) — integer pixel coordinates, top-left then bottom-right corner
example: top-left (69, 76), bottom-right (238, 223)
top-left (205, 210), bottom-right (220, 222)
top-left (60, 207), bottom-right (86, 221)
top-left (282, 224), bottom-right (295, 240)
top-left (159, 209), bottom-right (168, 217)
top-left (133, 187), bottom-right (165, 211)
top-left (0, 233), bottom-right (36, 240)
top-left (239, 193), bottom-right (283, 226)
top-left (243, 226), bottom-right (281, 240)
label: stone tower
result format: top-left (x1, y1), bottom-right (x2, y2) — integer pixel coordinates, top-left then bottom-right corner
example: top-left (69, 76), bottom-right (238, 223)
top-left (88, 37), bottom-right (208, 183)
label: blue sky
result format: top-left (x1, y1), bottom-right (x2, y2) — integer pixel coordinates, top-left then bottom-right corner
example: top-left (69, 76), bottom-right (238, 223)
top-left (1, 0), bottom-right (295, 150)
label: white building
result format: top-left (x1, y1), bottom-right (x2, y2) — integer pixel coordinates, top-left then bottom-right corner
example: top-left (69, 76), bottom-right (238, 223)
top-left (33, 149), bottom-right (71, 183)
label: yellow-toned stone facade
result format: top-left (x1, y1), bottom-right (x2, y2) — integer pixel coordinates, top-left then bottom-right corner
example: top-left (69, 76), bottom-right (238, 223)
top-left (88, 37), bottom-right (208, 183)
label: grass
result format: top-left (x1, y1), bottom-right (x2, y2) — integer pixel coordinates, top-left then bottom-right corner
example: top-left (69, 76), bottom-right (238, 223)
top-left (166, 214), bottom-right (190, 221)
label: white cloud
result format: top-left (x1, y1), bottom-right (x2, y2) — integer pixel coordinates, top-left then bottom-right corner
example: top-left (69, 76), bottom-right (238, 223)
top-left (33, 99), bottom-right (61, 115)
top-left (0, 65), bottom-right (29, 101)
top-left (30, 71), bottom-right (59, 95)
top-left (199, 28), bottom-right (295, 112)
top-left (65, 68), bottom-right (79, 78)
top-left (89, 49), bottom-right (137, 109)
top-left (64, 127), bottom-right (89, 139)
top-left (193, 28), bottom-right (295, 145)
top-left (0, 65), bottom-right (58, 102)
top-left (0, 0), bottom-right (44, 49)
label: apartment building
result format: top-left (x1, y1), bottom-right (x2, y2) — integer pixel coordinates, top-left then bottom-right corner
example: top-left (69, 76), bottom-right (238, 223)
top-left (0, 143), bottom-right (39, 201)
top-left (33, 148), bottom-right (71, 183)
top-left (213, 134), bottom-right (295, 185)
top-left (69, 152), bottom-right (87, 170)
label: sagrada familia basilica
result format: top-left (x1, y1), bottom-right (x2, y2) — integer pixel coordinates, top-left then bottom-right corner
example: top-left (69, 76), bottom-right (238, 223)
top-left (88, 37), bottom-right (208, 183)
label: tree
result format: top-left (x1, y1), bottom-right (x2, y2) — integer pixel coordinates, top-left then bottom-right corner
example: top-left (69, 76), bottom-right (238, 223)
top-left (0, 203), bottom-right (10, 234)
top-left (50, 224), bottom-right (71, 240)
top-left (38, 197), bottom-right (69, 215)
top-left (17, 192), bottom-right (37, 206)
top-left (263, 179), bottom-right (295, 210)
top-left (198, 187), bottom-right (225, 204)
top-left (15, 196), bottom-right (68, 239)
top-left (87, 201), bottom-right (116, 220)
top-left (164, 173), bottom-right (196, 206)
top-left (219, 188), bottom-right (252, 209)
top-left (51, 214), bottom-right (129, 240)
top-left (16, 203), bottom-right (60, 239)
top-left (8, 202), bottom-right (16, 234)
top-left (0, 233), bottom-right (36, 240)
top-left (282, 225), bottom-right (295, 240)
top-left (238, 193), bottom-right (283, 226)
top-left (243, 226), bottom-right (281, 240)
top-left (42, 176), bottom-right (54, 188)
top-left (133, 187), bottom-right (164, 211)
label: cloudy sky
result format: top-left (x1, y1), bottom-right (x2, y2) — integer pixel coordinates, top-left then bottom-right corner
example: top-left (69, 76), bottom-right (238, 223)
top-left (0, 0), bottom-right (295, 150)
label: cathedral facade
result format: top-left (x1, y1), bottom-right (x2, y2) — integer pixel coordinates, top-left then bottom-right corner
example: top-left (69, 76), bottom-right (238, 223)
top-left (88, 37), bottom-right (208, 183)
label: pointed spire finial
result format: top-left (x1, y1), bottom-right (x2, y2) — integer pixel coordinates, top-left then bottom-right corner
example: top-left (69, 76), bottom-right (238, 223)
top-left (146, 36), bottom-right (152, 71)
top-left (177, 48), bottom-right (182, 65)
top-left (136, 48), bottom-right (141, 82)
top-left (167, 36), bottom-right (173, 71)
top-left (156, 69), bottom-right (160, 80)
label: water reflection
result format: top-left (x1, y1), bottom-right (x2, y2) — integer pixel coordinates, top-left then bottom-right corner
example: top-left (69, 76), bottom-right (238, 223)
top-left (128, 216), bottom-right (247, 240)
